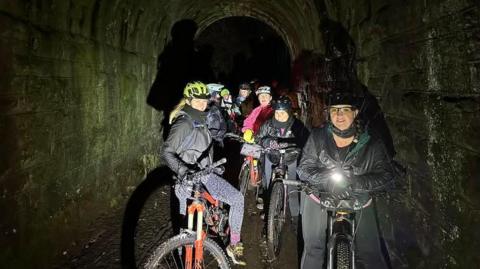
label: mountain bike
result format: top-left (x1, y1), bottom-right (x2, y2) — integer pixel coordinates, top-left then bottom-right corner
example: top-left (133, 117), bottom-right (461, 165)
top-left (144, 159), bottom-right (231, 269)
top-left (224, 133), bottom-right (263, 198)
top-left (281, 178), bottom-right (372, 269)
top-left (265, 143), bottom-right (300, 260)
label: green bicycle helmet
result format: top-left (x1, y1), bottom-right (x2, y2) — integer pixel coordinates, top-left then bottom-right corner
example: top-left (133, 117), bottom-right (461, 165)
top-left (183, 81), bottom-right (209, 99)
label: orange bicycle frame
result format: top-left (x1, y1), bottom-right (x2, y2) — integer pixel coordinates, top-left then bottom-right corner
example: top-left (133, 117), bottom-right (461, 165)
top-left (247, 155), bottom-right (258, 185)
top-left (184, 191), bottom-right (219, 269)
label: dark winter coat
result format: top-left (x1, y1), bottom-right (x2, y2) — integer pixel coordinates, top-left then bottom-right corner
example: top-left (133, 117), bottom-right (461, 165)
top-left (256, 117), bottom-right (310, 164)
top-left (297, 125), bottom-right (394, 201)
top-left (162, 106), bottom-right (213, 179)
top-left (206, 103), bottom-right (227, 144)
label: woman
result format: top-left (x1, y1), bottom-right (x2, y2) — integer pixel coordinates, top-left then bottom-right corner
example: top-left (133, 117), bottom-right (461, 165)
top-left (256, 96), bottom-right (310, 216)
top-left (162, 81), bottom-right (246, 266)
top-left (297, 89), bottom-right (394, 269)
top-left (241, 85), bottom-right (274, 143)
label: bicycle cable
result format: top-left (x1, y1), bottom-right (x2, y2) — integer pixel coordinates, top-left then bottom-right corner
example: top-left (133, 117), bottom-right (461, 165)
top-left (352, 208), bottom-right (364, 239)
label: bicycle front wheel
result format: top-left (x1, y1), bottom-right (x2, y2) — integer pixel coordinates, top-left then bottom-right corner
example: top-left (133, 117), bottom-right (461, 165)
top-left (266, 181), bottom-right (286, 260)
top-left (144, 233), bottom-right (230, 269)
top-left (334, 238), bottom-right (352, 269)
top-left (238, 161), bottom-right (250, 195)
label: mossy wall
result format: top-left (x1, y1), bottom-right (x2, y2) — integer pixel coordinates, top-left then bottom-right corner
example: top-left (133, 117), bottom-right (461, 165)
top-left (0, 1), bottom-right (164, 267)
top-left (322, 0), bottom-right (480, 267)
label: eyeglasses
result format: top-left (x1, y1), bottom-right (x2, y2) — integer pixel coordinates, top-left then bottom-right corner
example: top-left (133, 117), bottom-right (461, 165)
top-left (329, 106), bottom-right (354, 114)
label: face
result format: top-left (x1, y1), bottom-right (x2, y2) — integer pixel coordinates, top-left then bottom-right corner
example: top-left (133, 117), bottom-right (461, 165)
top-left (274, 110), bottom-right (289, 122)
top-left (239, 89), bottom-right (250, 98)
top-left (222, 94), bottom-right (231, 100)
top-left (329, 105), bottom-right (357, 130)
top-left (188, 98), bottom-right (208, 111)
top-left (258, 93), bottom-right (272, 107)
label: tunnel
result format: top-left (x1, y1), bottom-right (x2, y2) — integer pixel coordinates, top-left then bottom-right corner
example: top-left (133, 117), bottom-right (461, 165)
top-left (0, 0), bottom-right (479, 268)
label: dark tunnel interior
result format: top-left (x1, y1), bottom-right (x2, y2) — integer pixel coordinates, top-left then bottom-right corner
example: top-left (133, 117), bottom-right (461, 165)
top-left (0, 1), bottom-right (479, 269)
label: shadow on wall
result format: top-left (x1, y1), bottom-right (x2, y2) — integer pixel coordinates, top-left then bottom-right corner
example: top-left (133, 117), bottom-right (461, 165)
top-left (120, 166), bottom-right (177, 269)
top-left (147, 19), bottom-right (216, 140)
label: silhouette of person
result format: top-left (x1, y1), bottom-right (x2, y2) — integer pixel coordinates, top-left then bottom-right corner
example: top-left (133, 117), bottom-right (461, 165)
top-left (147, 19), bottom-right (199, 140)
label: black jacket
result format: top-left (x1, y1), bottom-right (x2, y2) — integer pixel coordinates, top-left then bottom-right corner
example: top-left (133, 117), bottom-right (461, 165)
top-left (162, 106), bottom-right (213, 179)
top-left (256, 117), bottom-right (310, 164)
top-left (297, 126), bottom-right (394, 195)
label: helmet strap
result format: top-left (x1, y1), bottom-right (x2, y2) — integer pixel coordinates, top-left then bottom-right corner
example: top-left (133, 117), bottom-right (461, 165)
top-left (329, 122), bottom-right (356, 138)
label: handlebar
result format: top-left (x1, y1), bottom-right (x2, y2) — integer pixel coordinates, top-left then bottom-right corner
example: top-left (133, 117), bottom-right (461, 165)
top-left (281, 179), bottom-right (371, 211)
top-left (224, 132), bottom-right (244, 142)
top-left (225, 132), bottom-right (300, 155)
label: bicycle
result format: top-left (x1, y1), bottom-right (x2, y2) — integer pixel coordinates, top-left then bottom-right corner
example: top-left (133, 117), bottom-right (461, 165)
top-left (281, 176), bottom-right (372, 269)
top-left (224, 133), bottom-right (263, 198)
top-left (264, 143), bottom-right (300, 260)
top-left (144, 158), bottom-right (231, 269)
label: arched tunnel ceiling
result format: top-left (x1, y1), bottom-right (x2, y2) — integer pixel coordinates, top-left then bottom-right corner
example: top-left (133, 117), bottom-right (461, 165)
top-left (1, 0), bottom-right (322, 58)
top-left (152, 0), bottom-right (323, 58)
top-left (192, 0), bottom-right (323, 59)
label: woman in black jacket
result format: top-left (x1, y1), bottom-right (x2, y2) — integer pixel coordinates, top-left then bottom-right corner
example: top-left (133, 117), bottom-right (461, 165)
top-left (256, 96), bottom-right (310, 217)
top-left (297, 89), bottom-right (394, 269)
top-left (162, 81), bottom-right (246, 266)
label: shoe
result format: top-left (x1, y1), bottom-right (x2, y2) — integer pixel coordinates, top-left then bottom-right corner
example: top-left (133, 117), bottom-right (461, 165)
top-left (226, 243), bottom-right (247, 266)
top-left (260, 212), bottom-right (265, 220)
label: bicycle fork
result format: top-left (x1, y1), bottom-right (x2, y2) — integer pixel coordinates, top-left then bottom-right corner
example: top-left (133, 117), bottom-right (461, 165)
top-left (326, 213), bottom-right (356, 269)
top-left (185, 192), bottom-right (219, 269)
top-left (186, 201), bottom-right (206, 269)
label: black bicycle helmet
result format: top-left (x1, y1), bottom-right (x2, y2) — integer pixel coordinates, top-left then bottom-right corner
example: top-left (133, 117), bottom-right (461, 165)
top-left (327, 89), bottom-right (357, 108)
top-left (273, 96), bottom-right (292, 111)
top-left (238, 82), bottom-right (251, 91)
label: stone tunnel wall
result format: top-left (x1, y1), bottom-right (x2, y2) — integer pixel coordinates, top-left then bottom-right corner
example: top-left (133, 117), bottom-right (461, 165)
top-left (322, 0), bottom-right (480, 267)
top-left (2, 0), bottom-right (479, 267)
top-left (0, 0), bottom-right (321, 267)
top-left (0, 1), bottom-right (165, 267)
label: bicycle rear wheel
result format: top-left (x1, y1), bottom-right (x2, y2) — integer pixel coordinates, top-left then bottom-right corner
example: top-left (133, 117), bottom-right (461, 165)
top-left (238, 162), bottom-right (250, 195)
top-left (144, 233), bottom-right (230, 269)
top-left (334, 238), bottom-right (352, 269)
top-left (266, 181), bottom-right (286, 260)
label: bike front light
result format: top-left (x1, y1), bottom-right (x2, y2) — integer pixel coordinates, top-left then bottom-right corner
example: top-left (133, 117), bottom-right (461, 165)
top-left (331, 172), bottom-right (344, 183)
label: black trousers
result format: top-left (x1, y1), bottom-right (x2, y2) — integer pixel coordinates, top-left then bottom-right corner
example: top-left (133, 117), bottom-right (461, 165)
top-left (263, 157), bottom-right (300, 217)
top-left (301, 194), bottom-right (388, 269)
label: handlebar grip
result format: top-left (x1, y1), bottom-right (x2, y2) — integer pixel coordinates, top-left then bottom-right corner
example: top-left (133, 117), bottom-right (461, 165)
top-left (212, 158), bottom-right (227, 168)
top-left (224, 132), bottom-right (243, 140)
top-left (282, 179), bottom-right (302, 186)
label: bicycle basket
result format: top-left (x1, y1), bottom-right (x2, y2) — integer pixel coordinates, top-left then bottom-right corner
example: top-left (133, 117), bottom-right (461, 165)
top-left (240, 143), bottom-right (263, 158)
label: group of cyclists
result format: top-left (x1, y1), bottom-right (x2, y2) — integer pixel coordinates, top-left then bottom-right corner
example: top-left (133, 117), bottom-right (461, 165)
top-left (161, 79), bottom-right (395, 268)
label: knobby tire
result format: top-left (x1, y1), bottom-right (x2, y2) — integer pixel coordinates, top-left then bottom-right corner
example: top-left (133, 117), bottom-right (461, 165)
top-left (266, 182), bottom-right (286, 260)
top-left (144, 233), bottom-right (230, 269)
top-left (334, 238), bottom-right (352, 269)
top-left (238, 162), bottom-right (250, 195)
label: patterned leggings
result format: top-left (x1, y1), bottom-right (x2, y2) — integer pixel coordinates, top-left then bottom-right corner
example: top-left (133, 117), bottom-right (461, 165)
top-left (174, 173), bottom-right (244, 236)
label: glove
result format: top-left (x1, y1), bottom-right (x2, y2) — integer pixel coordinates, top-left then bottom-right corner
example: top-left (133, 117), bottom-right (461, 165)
top-left (341, 165), bottom-right (355, 180)
top-left (243, 129), bottom-right (254, 143)
top-left (212, 165), bottom-right (225, 175)
top-left (177, 165), bottom-right (189, 181)
top-left (269, 139), bottom-right (280, 149)
top-left (331, 187), bottom-right (353, 200)
top-left (178, 171), bottom-right (195, 185)
top-left (301, 181), bottom-right (315, 195)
